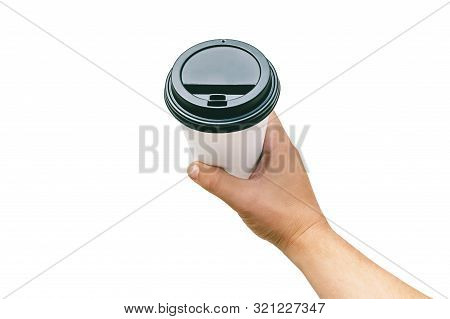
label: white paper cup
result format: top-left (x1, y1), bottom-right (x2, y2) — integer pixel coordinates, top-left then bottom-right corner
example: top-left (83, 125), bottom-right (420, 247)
top-left (164, 39), bottom-right (280, 178)
top-left (182, 116), bottom-right (268, 178)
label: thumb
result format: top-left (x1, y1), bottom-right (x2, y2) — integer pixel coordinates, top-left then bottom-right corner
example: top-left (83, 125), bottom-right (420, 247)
top-left (187, 161), bottom-right (247, 206)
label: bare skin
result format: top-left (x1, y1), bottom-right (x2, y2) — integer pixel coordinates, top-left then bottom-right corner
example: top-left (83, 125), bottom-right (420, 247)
top-left (187, 112), bottom-right (428, 299)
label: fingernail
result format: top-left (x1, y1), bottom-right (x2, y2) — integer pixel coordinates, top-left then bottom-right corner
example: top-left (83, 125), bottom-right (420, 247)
top-left (188, 163), bottom-right (199, 180)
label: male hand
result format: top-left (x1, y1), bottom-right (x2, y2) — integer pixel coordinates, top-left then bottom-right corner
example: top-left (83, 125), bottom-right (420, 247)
top-left (187, 112), bottom-right (326, 252)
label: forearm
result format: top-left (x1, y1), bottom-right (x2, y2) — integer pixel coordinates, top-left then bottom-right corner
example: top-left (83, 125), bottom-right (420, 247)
top-left (283, 220), bottom-right (428, 299)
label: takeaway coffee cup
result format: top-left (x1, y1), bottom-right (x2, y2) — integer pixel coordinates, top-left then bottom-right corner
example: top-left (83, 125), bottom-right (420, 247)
top-left (164, 39), bottom-right (280, 178)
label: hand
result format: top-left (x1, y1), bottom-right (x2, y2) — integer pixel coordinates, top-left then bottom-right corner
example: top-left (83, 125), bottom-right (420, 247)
top-left (187, 112), bottom-right (428, 299)
top-left (187, 112), bottom-right (326, 252)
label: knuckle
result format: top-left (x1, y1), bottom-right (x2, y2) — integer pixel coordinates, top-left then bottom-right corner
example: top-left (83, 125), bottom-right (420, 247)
top-left (205, 170), bottom-right (221, 193)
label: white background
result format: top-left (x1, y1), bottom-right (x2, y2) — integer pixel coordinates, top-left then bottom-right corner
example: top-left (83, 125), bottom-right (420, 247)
top-left (0, 0), bottom-right (449, 317)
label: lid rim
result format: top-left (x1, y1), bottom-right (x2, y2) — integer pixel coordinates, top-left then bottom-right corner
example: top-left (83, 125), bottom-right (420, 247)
top-left (164, 39), bottom-right (280, 133)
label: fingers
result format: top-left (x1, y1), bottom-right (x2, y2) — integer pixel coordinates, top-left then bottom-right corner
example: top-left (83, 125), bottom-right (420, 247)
top-left (268, 111), bottom-right (284, 127)
top-left (187, 161), bottom-right (248, 207)
top-left (264, 112), bottom-right (291, 153)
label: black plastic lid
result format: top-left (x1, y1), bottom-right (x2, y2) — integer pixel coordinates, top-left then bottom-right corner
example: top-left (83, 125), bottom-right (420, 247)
top-left (164, 39), bottom-right (280, 133)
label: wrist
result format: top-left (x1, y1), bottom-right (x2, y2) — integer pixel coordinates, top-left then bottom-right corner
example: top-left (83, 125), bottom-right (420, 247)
top-left (282, 218), bottom-right (332, 259)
